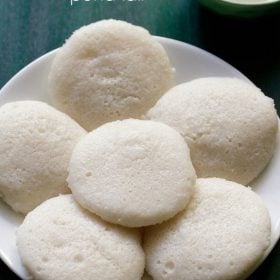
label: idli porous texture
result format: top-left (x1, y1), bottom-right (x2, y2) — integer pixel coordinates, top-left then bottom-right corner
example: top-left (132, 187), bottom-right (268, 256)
top-left (144, 178), bottom-right (271, 280)
top-left (17, 195), bottom-right (145, 280)
top-left (147, 77), bottom-right (279, 185)
top-left (0, 101), bottom-right (86, 214)
top-left (48, 19), bottom-right (174, 131)
top-left (68, 119), bottom-right (196, 227)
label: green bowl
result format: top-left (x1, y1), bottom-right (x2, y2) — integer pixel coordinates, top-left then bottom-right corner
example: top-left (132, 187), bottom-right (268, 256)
top-left (199, 0), bottom-right (280, 17)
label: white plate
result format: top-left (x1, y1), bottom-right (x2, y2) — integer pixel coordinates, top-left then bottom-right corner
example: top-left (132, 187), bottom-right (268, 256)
top-left (0, 37), bottom-right (279, 280)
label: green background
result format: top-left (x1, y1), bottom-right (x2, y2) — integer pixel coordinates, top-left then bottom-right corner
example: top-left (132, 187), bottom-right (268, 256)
top-left (0, 0), bottom-right (279, 279)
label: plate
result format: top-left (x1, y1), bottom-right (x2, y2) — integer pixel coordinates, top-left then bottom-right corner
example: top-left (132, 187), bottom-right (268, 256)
top-left (0, 36), bottom-right (279, 280)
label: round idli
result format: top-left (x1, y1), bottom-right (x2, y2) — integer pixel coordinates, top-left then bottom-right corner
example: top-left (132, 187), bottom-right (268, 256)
top-left (0, 101), bottom-right (86, 214)
top-left (144, 178), bottom-right (271, 280)
top-left (17, 195), bottom-right (145, 280)
top-left (67, 119), bottom-right (196, 227)
top-left (48, 19), bottom-right (174, 131)
top-left (147, 77), bottom-right (279, 185)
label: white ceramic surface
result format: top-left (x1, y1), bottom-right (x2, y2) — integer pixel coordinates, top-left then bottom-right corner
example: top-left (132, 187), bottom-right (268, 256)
top-left (0, 37), bottom-right (279, 280)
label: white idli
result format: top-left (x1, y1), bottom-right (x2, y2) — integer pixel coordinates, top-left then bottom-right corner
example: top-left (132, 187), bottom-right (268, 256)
top-left (17, 195), bottom-right (145, 280)
top-left (144, 178), bottom-right (271, 280)
top-left (68, 119), bottom-right (196, 227)
top-left (147, 77), bottom-right (278, 185)
top-left (0, 101), bottom-right (86, 214)
top-left (49, 19), bottom-right (174, 131)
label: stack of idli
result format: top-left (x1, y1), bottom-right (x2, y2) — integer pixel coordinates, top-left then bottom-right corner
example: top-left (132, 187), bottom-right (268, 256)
top-left (0, 19), bottom-right (277, 280)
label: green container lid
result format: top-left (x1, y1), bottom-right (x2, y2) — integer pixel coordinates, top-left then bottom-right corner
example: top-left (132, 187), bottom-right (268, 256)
top-left (199, 0), bottom-right (280, 17)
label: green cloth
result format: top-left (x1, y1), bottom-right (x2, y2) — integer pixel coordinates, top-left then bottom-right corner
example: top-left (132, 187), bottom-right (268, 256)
top-left (0, 1), bottom-right (279, 279)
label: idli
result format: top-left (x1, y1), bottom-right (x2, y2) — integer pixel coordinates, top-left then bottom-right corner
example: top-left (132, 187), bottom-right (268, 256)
top-left (17, 195), bottom-right (145, 280)
top-left (68, 119), bottom-right (196, 227)
top-left (144, 178), bottom-right (271, 280)
top-left (147, 77), bottom-right (278, 185)
top-left (0, 101), bottom-right (86, 214)
top-left (49, 19), bottom-right (174, 131)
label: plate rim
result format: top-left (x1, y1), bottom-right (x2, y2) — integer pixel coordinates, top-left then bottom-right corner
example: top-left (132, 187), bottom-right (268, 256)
top-left (0, 36), bottom-right (278, 280)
